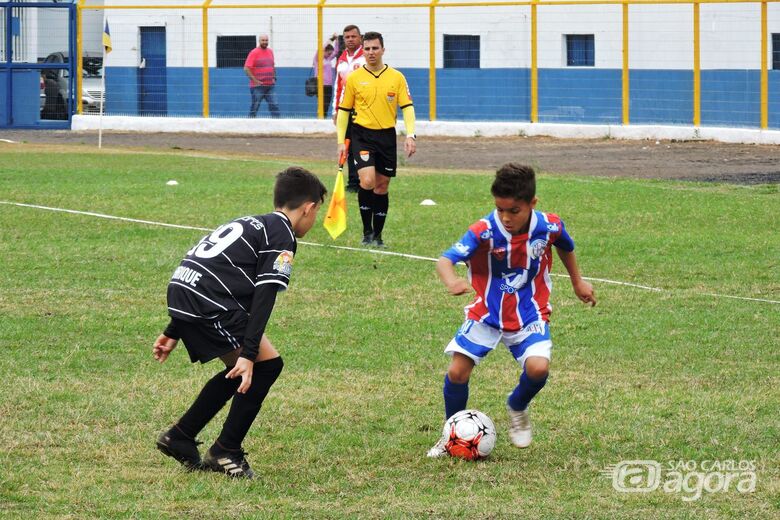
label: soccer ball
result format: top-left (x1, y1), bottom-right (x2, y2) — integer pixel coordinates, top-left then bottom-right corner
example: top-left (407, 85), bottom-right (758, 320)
top-left (443, 409), bottom-right (497, 460)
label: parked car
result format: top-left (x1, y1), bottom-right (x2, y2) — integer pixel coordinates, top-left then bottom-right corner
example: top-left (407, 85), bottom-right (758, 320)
top-left (41, 52), bottom-right (105, 120)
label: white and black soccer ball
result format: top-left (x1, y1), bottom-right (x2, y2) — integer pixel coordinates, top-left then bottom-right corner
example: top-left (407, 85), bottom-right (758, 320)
top-left (443, 409), bottom-right (497, 460)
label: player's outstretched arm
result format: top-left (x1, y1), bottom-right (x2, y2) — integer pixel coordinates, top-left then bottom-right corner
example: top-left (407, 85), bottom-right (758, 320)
top-left (436, 256), bottom-right (471, 296)
top-left (153, 334), bottom-right (178, 363)
top-left (556, 248), bottom-right (597, 306)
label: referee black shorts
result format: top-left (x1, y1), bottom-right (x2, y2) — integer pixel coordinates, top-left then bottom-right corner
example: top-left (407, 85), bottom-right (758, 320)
top-left (174, 310), bottom-right (247, 364)
top-left (350, 124), bottom-right (397, 178)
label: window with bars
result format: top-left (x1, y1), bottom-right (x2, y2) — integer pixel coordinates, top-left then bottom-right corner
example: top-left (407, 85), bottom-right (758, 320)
top-left (773, 33), bottom-right (780, 70)
top-left (216, 36), bottom-right (256, 68)
top-left (443, 34), bottom-right (480, 69)
top-left (566, 34), bottom-right (595, 67)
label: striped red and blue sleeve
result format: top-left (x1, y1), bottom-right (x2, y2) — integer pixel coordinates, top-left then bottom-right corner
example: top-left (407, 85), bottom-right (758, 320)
top-left (442, 221), bottom-right (486, 264)
top-left (548, 214), bottom-right (575, 252)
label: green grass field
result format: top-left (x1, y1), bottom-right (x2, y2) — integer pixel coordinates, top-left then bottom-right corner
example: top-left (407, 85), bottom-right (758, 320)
top-left (0, 144), bottom-right (778, 518)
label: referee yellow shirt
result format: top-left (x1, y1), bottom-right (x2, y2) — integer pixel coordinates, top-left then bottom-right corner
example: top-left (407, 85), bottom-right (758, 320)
top-left (338, 65), bottom-right (413, 130)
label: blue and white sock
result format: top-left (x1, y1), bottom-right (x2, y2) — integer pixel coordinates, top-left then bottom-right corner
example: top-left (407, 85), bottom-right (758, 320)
top-left (507, 371), bottom-right (548, 412)
top-left (443, 374), bottom-right (469, 419)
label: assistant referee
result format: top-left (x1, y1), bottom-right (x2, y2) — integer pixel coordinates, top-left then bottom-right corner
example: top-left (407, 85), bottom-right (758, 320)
top-left (336, 31), bottom-right (416, 248)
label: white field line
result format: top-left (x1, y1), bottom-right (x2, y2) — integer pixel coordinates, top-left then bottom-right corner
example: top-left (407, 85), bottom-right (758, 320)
top-left (699, 293), bottom-right (780, 304)
top-left (2, 200), bottom-right (777, 305)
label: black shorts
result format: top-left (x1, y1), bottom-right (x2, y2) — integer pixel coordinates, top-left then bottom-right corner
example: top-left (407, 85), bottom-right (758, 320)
top-left (174, 311), bottom-right (247, 364)
top-left (350, 124), bottom-right (397, 177)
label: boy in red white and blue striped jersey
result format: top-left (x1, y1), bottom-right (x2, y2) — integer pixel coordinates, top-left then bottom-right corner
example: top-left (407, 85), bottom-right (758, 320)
top-left (427, 163), bottom-right (596, 458)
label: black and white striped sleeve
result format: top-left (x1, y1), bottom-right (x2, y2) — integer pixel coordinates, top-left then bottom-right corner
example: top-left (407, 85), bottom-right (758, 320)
top-left (254, 221), bottom-right (297, 291)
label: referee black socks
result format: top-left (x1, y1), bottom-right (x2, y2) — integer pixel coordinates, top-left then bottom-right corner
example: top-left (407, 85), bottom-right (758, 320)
top-left (372, 192), bottom-right (389, 239)
top-left (358, 187), bottom-right (374, 236)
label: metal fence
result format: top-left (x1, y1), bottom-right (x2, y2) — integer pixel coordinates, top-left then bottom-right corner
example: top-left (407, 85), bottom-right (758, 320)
top-left (72, 0), bottom-right (780, 129)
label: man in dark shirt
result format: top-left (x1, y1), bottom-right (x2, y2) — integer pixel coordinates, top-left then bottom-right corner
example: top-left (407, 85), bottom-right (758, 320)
top-left (153, 166), bottom-right (326, 478)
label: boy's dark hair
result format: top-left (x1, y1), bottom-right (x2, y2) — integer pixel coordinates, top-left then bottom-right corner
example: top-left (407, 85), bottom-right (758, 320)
top-left (274, 167), bottom-right (327, 209)
top-left (491, 163), bottom-right (536, 202)
top-left (343, 24), bottom-right (360, 35)
top-left (362, 31), bottom-right (384, 47)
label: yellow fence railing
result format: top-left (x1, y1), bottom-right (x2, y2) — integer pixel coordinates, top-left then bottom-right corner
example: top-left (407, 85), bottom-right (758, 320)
top-left (77, 0), bottom-right (779, 129)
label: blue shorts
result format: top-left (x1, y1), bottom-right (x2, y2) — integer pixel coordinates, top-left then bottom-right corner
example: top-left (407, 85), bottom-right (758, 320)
top-left (445, 319), bottom-right (552, 367)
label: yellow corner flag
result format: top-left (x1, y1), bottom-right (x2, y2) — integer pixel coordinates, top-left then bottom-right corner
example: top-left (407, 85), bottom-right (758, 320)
top-left (323, 139), bottom-right (350, 239)
top-left (103, 20), bottom-right (113, 54)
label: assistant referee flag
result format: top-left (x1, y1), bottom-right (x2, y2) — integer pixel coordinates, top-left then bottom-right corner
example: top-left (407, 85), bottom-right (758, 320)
top-left (323, 139), bottom-right (350, 239)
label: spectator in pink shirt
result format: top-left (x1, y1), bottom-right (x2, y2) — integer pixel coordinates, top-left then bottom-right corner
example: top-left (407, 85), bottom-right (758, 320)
top-left (311, 33), bottom-right (339, 117)
top-left (244, 34), bottom-right (280, 118)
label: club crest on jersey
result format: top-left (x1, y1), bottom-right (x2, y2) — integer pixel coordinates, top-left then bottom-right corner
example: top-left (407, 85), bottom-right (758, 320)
top-left (453, 242), bottom-right (470, 256)
top-left (360, 150), bottom-right (370, 162)
top-left (387, 91), bottom-right (396, 103)
top-left (530, 239), bottom-right (548, 259)
top-left (491, 246), bottom-right (506, 261)
top-left (273, 250), bottom-right (294, 276)
top-left (499, 271), bottom-right (528, 294)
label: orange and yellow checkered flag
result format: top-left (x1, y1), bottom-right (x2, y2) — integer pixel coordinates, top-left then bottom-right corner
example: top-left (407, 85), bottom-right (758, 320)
top-left (323, 139), bottom-right (350, 239)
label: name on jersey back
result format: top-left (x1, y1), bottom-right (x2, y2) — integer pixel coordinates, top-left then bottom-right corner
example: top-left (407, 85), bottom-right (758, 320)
top-left (172, 266), bottom-right (202, 288)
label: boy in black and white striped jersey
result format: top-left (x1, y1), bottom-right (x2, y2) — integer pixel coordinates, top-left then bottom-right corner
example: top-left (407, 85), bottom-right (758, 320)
top-left (153, 166), bottom-right (326, 479)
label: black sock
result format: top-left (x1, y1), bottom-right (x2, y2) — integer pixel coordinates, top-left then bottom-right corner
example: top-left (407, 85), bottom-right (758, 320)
top-left (216, 357), bottom-right (284, 450)
top-left (358, 188), bottom-right (374, 236)
top-left (372, 193), bottom-right (389, 238)
top-left (175, 367), bottom-right (241, 439)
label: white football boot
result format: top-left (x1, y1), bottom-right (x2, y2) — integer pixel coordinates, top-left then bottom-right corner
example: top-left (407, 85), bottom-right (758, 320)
top-left (426, 434), bottom-right (448, 458)
top-left (506, 404), bottom-right (532, 448)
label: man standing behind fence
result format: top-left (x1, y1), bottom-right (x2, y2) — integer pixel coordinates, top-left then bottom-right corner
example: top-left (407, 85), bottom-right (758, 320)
top-left (336, 31), bottom-right (416, 248)
top-left (332, 25), bottom-right (366, 192)
top-left (244, 34), bottom-right (280, 118)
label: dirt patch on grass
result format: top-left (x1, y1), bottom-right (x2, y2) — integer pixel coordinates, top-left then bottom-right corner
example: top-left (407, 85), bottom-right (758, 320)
top-left (2, 130), bottom-right (778, 184)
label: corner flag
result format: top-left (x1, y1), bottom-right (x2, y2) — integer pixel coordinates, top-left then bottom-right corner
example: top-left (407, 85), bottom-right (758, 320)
top-left (323, 139), bottom-right (350, 239)
top-left (103, 20), bottom-right (112, 54)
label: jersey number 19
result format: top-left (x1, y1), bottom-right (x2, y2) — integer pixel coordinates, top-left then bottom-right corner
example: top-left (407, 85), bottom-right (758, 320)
top-left (187, 222), bottom-right (244, 259)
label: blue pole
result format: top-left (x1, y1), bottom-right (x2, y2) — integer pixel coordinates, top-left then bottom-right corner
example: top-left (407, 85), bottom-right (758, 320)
top-left (68, 2), bottom-right (75, 123)
top-left (4, 5), bottom-right (11, 125)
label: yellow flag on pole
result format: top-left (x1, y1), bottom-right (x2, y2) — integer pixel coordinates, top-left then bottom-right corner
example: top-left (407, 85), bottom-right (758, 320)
top-left (323, 139), bottom-right (350, 239)
top-left (103, 20), bottom-right (113, 54)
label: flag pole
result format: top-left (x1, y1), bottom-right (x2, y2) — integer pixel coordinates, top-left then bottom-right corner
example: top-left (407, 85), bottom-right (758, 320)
top-left (99, 19), bottom-right (112, 149)
top-left (98, 62), bottom-right (105, 149)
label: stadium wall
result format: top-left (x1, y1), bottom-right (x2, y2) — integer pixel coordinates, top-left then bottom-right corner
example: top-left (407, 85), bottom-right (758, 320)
top-left (14, 0), bottom-right (774, 142)
top-left (71, 113), bottom-right (780, 145)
